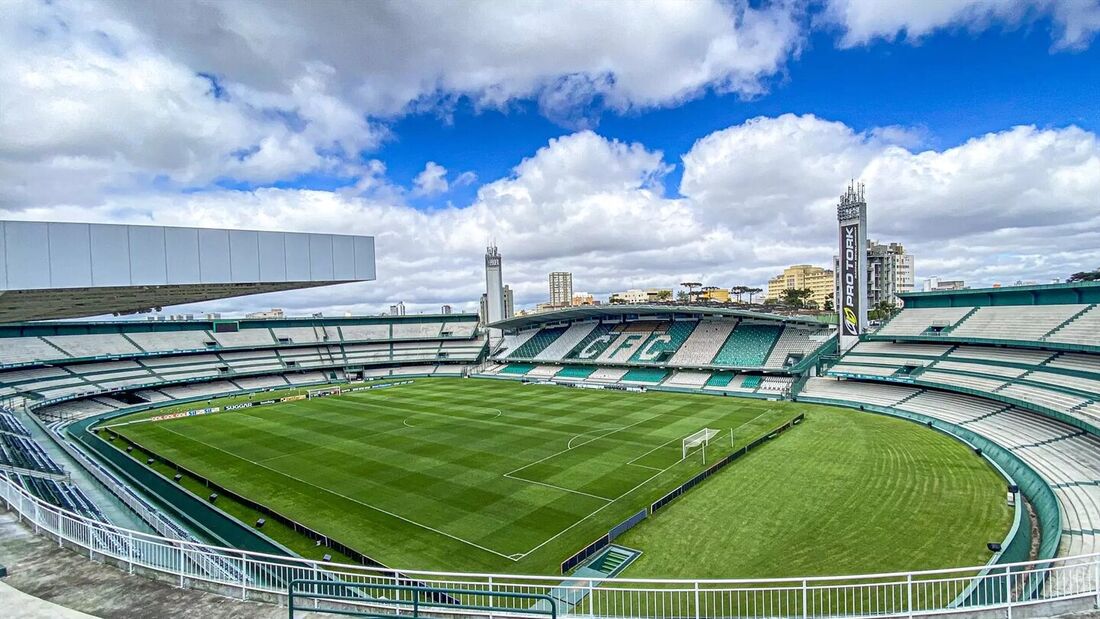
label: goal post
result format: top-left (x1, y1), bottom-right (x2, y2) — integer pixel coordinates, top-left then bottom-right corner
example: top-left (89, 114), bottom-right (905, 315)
top-left (307, 387), bottom-right (342, 399)
top-left (682, 428), bottom-right (721, 462)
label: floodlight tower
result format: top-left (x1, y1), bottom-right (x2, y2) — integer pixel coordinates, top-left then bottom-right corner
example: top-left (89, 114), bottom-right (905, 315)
top-left (485, 244), bottom-right (505, 340)
top-left (836, 181), bottom-right (868, 353)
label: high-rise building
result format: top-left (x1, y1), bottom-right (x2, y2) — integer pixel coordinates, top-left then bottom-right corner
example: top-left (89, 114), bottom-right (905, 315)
top-left (484, 245), bottom-right (505, 335)
top-left (549, 272), bottom-right (573, 306)
top-left (868, 241), bottom-right (914, 307)
top-left (503, 284), bottom-right (515, 319)
top-left (833, 241), bottom-right (915, 309)
top-left (766, 265), bottom-right (835, 308)
top-left (441, 304), bottom-right (452, 315)
top-left (389, 302), bottom-right (406, 316)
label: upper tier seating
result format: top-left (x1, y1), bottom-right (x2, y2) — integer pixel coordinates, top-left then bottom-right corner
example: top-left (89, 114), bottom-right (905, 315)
top-left (45, 334), bottom-right (141, 359)
top-left (533, 323), bottom-right (597, 362)
top-left (126, 330), bottom-right (214, 353)
top-left (210, 329), bottom-right (275, 348)
top-left (712, 323), bottom-right (782, 367)
top-left (950, 305), bottom-right (1090, 341)
top-left (828, 363), bottom-right (900, 377)
top-left (565, 324), bottom-right (616, 360)
top-left (764, 328), bottom-right (828, 368)
top-left (442, 322), bottom-right (478, 338)
top-left (800, 377), bottom-right (920, 407)
top-left (0, 337), bottom-right (72, 366)
top-left (1046, 305), bottom-right (1100, 346)
top-left (669, 319), bottom-right (737, 366)
top-left (508, 327), bottom-right (567, 359)
top-left (876, 307), bottom-right (974, 336)
top-left (271, 327), bottom-right (325, 344)
top-left (630, 321), bottom-right (696, 363)
top-left (338, 324), bottom-right (392, 341)
top-left (392, 322), bottom-right (443, 339)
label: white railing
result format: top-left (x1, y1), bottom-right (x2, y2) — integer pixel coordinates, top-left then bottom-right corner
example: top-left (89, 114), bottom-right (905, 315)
top-left (2, 474), bottom-right (1099, 617)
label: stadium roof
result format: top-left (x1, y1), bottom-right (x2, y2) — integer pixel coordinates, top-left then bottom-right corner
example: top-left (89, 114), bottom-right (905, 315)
top-left (489, 304), bottom-right (831, 330)
top-left (0, 221), bottom-right (375, 322)
top-left (900, 281), bottom-right (1100, 309)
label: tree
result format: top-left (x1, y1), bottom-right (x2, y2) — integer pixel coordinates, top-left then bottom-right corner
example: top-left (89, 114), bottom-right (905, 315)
top-left (1068, 269), bottom-right (1100, 282)
top-left (655, 289), bottom-right (672, 301)
top-left (680, 282), bottom-right (701, 303)
top-left (745, 287), bottom-right (763, 304)
top-left (869, 300), bottom-right (900, 321)
top-left (729, 285), bottom-right (748, 303)
top-left (823, 292), bottom-right (835, 312)
top-left (779, 288), bottom-right (814, 308)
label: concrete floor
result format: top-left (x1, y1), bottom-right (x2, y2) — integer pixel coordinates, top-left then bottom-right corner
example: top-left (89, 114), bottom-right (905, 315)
top-left (0, 511), bottom-right (301, 618)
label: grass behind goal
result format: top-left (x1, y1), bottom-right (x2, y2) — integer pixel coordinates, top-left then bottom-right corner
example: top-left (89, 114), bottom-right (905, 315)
top-left (112, 378), bottom-right (796, 574)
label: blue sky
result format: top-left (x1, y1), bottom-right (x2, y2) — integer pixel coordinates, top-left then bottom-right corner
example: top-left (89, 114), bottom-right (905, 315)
top-left (385, 24), bottom-right (1100, 206)
top-left (2, 0), bottom-right (1099, 315)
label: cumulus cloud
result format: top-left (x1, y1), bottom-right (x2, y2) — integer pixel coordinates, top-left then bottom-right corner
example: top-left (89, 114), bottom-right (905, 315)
top-left (5, 117), bottom-right (1097, 317)
top-left (412, 162), bottom-right (450, 196)
top-left (826, 0), bottom-right (1100, 49)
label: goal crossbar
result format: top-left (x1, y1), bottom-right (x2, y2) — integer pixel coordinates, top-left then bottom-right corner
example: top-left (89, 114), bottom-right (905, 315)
top-left (682, 428), bottom-right (721, 460)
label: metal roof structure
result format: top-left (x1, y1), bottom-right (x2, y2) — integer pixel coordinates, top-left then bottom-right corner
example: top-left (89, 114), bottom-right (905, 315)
top-left (488, 304), bottom-right (831, 330)
top-left (0, 221), bottom-right (376, 322)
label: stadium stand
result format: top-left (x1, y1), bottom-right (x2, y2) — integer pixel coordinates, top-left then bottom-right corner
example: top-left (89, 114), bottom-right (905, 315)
top-left (1046, 305), bottom-right (1100, 346)
top-left (711, 323), bottom-right (782, 367)
top-left (621, 368), bottom-right (668, 384)
top-left (566, 323), bottom-right (616, 360)
top-left (507, 327), bottom-right (567, 359)
top-left (669, 319), bottom-right (737, 366)
top-left (662, 370), bottom-right (712, 388)
top-left (629, 320), bottom-right (696, 363)
top-left (949, 305), bottom-right (1090, 341)
top-left (875, 306), bottom-right (974, 336)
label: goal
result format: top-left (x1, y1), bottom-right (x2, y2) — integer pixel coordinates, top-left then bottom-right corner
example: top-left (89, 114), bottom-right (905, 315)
top-left (682, 428), bottom-right (721, 461)
top-left (307, 387), bottom-right (342, 399)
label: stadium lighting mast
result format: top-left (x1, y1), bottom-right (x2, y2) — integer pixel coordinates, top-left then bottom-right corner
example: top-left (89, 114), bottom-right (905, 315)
top-left (485, 244), bottom-right (505, 342)
top-left (837, 181), bottom-right (868, 353)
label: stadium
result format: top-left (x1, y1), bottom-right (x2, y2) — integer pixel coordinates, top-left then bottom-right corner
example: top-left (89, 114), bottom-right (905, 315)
top-left (0, 213), bottom-right (1098, 619)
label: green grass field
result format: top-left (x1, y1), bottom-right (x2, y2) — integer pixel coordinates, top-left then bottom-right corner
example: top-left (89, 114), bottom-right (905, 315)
top-left (108, 378), bottom-right (1011, 577)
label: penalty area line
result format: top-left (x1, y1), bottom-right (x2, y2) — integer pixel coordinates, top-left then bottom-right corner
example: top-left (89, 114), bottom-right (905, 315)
top-left (502, 473), bottom-right (614, 502)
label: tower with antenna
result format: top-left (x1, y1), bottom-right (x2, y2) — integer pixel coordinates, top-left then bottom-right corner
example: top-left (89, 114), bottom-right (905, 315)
top-left (837, 180), bottom-right (868, 352)
top-left (484, 244), bottom-right (505, 339)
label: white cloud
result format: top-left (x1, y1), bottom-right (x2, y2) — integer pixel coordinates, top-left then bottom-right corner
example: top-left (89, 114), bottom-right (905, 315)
top-left (826, 0), bottom-right (1100, 49)
top-left (412, 162), bottom-right (450, 196)
top-left (7, 117), bottom-right (1097, 317)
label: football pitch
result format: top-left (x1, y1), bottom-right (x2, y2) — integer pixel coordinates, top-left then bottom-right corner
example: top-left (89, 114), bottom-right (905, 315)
top-left (109, 378), bottom-right (1011, 576)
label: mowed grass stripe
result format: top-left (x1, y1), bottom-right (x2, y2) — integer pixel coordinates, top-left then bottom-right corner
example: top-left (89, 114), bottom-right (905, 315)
top-left (117, 378), bottom-right (793, 572)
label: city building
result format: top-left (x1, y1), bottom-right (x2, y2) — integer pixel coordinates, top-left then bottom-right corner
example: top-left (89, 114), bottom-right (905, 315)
top-left (572, 292), bottom-right (596, 306)
top-left (503, 284), bottom-right (515, 319)
top-left (246, 308), bottom-right (285, 319)
top-left (608, 288), bottom-right (672, 304)
top-left (923, 277), bottom-right (967, 292)
top-left (441, 304), bottom-right (452, 314)
top-left (549, 272), bottom-right (573, 306)
top-left (834, 241), bottom-right (915, 309)
top-left (767, 265), bottom-right (836, 308)
top-left (699, 287), bottom-right (731, 303)
top-left (389, 302), bottom-right (406, 316)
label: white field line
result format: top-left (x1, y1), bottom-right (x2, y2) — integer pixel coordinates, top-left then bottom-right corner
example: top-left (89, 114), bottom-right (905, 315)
top-left (156, 425), bottom-right (520, 562)
top-left (501, 473), bottom-right (613, 502)
top-left (505, 413), bottom-right (658, 477)
top-left (515, 408), bottom-right (786, 559)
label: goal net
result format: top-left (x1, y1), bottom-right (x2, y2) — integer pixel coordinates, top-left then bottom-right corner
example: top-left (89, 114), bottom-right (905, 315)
top-left (682, 428), bottom-right (721, 461)
top-left (307, 387), bottom-right (342, 399)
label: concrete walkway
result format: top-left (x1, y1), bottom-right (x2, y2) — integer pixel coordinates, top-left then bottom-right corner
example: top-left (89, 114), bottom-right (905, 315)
top-left (0, 511), bottom-right (304, 618)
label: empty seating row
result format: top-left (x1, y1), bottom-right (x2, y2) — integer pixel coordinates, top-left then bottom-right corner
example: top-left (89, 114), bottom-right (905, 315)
top-left (669, 319), bottom-right (737, 366)
top-left (876, 307), bottom-right (974, 336)
top-left (712, 323), bottom-right (783, 367)
top-left (0, 320), bottom-right (482, 368)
